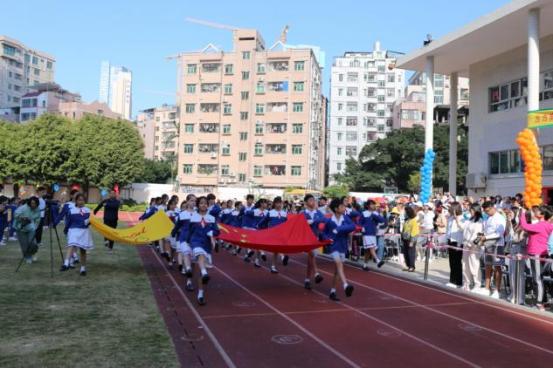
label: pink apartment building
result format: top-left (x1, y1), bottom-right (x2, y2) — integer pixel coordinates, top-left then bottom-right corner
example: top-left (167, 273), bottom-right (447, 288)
top-left (176, 29), bottom-right (325, 194)
top-left (59, 100), bottom-right (121, 121)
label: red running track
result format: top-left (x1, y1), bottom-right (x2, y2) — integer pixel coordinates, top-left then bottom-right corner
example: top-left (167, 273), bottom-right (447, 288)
top-left (139, 246), bottom-right (553, 367)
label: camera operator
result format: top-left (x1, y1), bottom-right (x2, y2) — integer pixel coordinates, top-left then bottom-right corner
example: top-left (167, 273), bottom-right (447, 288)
top-left (94, 190), bottom-right (121, 251)
top-left (34, 186), bottom-right (47, 247)
top-left (14, 197), bottom-right (41, 264)
top-left (480, 201), bottom-right (506, 299)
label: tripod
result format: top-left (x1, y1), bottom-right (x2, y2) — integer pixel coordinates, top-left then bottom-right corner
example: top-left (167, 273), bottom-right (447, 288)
top-left (15, 204), bottom-right (64, 277)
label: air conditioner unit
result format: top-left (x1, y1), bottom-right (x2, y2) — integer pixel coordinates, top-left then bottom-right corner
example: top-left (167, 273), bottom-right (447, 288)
top-left (466, 173), bottom-right (487, 189)
top-left (211, 152), bottom-right (217, 159)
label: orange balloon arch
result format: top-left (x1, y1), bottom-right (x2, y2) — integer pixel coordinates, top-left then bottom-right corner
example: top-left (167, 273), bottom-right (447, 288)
top-left (516, 128), bottom-right (543, 207)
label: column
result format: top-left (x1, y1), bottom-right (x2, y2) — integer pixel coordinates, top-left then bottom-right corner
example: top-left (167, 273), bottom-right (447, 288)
top-left (449, 73), bottom-right (458, 196)
top-left (528, 8), bottom-right (540, 112)
top-left (425, 56), bottom-right (434, 151)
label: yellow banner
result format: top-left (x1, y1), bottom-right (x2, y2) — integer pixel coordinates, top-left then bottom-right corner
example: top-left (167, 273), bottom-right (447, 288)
top-left (90, 211), bottom-right (174, 245)
top-left (528, 109), bottom-right (553, 129)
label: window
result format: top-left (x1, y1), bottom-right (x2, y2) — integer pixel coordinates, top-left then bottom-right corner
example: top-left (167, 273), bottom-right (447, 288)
top-left (489, 78), bottom-right (528, 112)
top-left (337, 147), bottom-right (343, 155)
top-left (337, 132), bottom-right (343, 141)
top-left (222, 124), bottom-right (231, 134)
top-left (198, 144), bottom-right (219, 153)
top-left (377, 65), bottom-right (385, 73)
top-left (346, 102), bottom-right (357, 112)
top-left (266, 123), bottom-right (286, 133)
top-left (294, 82), bottom-right (304, 92)
top-left (254, 166), bottom-right (263, 177)
top-left (223, 104), bottom-right (232, 115)
top-left (221, 165), bottom-right (230, 176)
top-left (267, 102), bottom-right (287, 112)
top-left (346, 87), bottom-right (358, 97)
top-left (346, 117), bottom-right (357, 126)
top-left (238, 173), bottom-right (246, 182)
top-left (378, 80), bottom-right (385, 87)
top-left (240, 132), bottom-right (248, 140)
top-left (239, 152), bottom-right (247, 161)
top-left (255, 122), bottom-right (264, 134)
top-left (387, 74), bottom-right (395, 83)
top-left (183, 164), bottom-right (193, 174)
top-left (268, 81), bottom-right (289, 92)
top-left (242, 51), bottom-right (251, 60)
top-left (387, 88), bottom-right (395, 98)
top-left (256, 103), bottom-right (265, 115)
top-left (401, 109), bottom-right (422, 121)
top-left (543, 145), bottom-right (553, 171)
top-left (224, 64), bottom-right (234, 74)
top-left (377, 95), bottom-right (385, 102)
top-left (257, 63), bottom-right (266, 74)
top-left (186, 84), bottom-right (196, 93)
top-left (241, 91), bottom-right (249, 100)
top-left (3, 44), bottom-right (16, 56)
top-left (337, 163), bottom-right (342, 171)
top-left (256, 81), bottom-right (265, 94)
top-left (32, 56), bottom-right (38, 65)
top-left (242, 71), bottom-right (250, 80)
top-left (266, 144), bottom-right (286, 154)
top-left (294, 61), bottom-right (305, 71)
top-left (338, 74), bottom-right (344, 82)
top-left (338, 88), bottom-right (343, 96)
top-left (240, 112), bottom-right (249, 120)
top-left (198, 164), bottom-right (218, 175)
top-left (200, 103), bottom-right (220, 113)
top-left (291, 166), bottom-right (301, 176)
top-left (337, 117), bottom-right (343, 125)
top-left (489, 149), bottom-right (522, 174)
top-left (346, 146), bottom-right (358, 157)
top-left (347, 73), bottom-right (358, 82)
top-left (292, 123), bottom-right (303, 134)
top-left (377, 110), bottom-right (386, 117)
top-left (338, 103), bottom-right (343, 111)
top-left (185, 104), bottom-right (195, 113)
top-left (224, 83), bottom-right (232, 95)
top-left (254, 143), bottom-right (263, 156)
top-left (269, 61), bottom-right (288, 71)
top-left (222, 145), bottom-right (230, 156)
top-left (183, 144), bottom-right (193, 154)
top-left (33, 68), bottom-right (40, 76)
top-left (201, 83), bottom-right (220, 93)
top-left (292, 102), bottom-right (303, 112)
top-left (292, 145), bottom-right (302, 155)
top-left (202, 63), bottom-right (220, 72)
top-left (265, 165), bottom-right (286, 176)
top-left (184, 124), bottom-right (194, 133)
top-left (377, 124), bottom-right (385, 132)
top-left (346, 132), bottom-right (358, 141)
top-left (364, 117), bottom-right (376, 127)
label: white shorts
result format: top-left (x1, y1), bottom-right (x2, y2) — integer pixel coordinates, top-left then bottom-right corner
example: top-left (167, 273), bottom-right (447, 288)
top-left (178, 241), bottom-right (192, 255)
top-left (67, 228), bottom-right (94, 250)
top-left (363, 236), bottom-right (377, 249)
top-left (310, 248), bottom-right (321, 256)
top-left (330, 251), bottom-right (346, 262)
top-left (169, 237), bottom-right (177, 249)
top-left (193, 247), bottom-right (208, 258)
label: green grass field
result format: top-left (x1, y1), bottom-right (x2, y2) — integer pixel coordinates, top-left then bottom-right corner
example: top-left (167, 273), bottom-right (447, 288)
top-left (0, 225), bottom-right (179, 367)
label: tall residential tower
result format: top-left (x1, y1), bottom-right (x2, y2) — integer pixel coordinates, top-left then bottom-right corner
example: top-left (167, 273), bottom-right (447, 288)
top-left (98, 61), bottom-right (132, 120)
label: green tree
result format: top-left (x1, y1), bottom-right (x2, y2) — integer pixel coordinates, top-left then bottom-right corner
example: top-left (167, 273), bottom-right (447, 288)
top-left (335, 124), bottom-right (468, 194)
top-left (323, 184), bottom-right (350, 199)
top-left (0, 122), bottom-right (24, 182)
top-left (138, 159), bottom-right (172, 184)
top-left (407, 172), bottom-right (421, 193)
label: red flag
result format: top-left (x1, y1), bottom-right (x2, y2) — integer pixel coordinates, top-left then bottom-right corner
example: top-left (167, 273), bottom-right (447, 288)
top-left (216, 214), bottom-right (330, 253)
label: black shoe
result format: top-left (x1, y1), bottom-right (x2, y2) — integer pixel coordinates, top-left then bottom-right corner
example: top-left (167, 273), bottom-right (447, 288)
top-left (329, 292), bottom-right (340, 301)
top-left (314, 274), bottom-right (323, 284)
top-left (282, 255), bottom-right (289, 266)
top-left (362, 265), bottom-right (369, 271)
top-left (345, 284), bottom-right (354, 297)
top-left (254, 261), bottom-right (261, 268)
top-left (68, 264), bottom-right (76, 269)
top-left (198, 296), bottom-right (206, 306)
top-left (377, 260), bottom-right (385, 268)
top-left (236, 247), bottom-right (241, 255)
top-left (186, 282), bottom-right (194, 291)
top-left (178, 265), bottom-right (183, 272)
top-left (246, 250), bottom-right (255, 258)
top-left (215, 243), bottom-right (219, 253)
top-left (244, 257), bottom-right (251, 263)
top-left (73, 259), bottom-right (80, 265)
top-left (80, 270), bottom-right (87, 276)
top-left (201, 274), bottom-right (210, 284)
top-left (304, 281), bottom-right (312, 290)
top-left (60, 265), bottom-right (69, 272)
top-left (261, 254), bottom-right (267, 262)
top-left (185, 268), bottom-right (193, 278)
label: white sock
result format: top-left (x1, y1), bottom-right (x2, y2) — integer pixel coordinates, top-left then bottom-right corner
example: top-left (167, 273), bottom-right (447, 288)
top-left (363, 263), bottom-right (368, 267)
top-left (330, 288), bottom-right (336, 294)
top-left (80, 266), bottom-right (86, 272)
top-left (64, 259), bottom-right (69, 266)
top-left (343, 283), bottom-right (348, 290)
top-left (201, 268), bottom-right (207, 276)
top-left (198, 289), bottom-right (204, 298)
top-left (375, 258), bottom-right (381, 263)
top-left (304, 278), bottom-right (310, 283)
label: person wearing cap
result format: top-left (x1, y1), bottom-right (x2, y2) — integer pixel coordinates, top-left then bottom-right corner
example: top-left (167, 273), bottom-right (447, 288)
top-left (417, 202), bottom-right (435, 262)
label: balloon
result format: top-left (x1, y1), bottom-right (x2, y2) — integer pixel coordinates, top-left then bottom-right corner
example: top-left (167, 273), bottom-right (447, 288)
top-left (52, 183), bottom-right (60, 193)
top-left (101, 189), bottom-right (108, 197)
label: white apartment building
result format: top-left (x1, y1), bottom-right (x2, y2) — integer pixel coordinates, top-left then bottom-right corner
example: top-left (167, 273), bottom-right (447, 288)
top-left (19, 82), bottom-right (81, 122)
top-left (175, 29), bottom-right (325, 196)
top-left (98, 61), bottom-right (132, 120)
top-left (0, 35), bottom-right (55, 121)
top-left (136, 105), bottom-right (179, 161)
top-left (328, 42), bottom-right (405, 184)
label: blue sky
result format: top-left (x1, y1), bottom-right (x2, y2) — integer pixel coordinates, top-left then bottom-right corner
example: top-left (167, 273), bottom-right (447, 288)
top-left (4, 0), bottom-right (509, 118)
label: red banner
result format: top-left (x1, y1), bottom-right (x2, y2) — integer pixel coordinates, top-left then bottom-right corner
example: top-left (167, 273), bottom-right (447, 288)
top-left (216, 214), bottom-right (330, 253)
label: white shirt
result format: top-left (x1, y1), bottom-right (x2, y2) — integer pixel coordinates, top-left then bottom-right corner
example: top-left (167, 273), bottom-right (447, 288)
top-left (463, 220), bottom-right (483, 246)
top-left (420, 210), bottom-right (435, 231)
top-left (38, 197), bottom-right (46, 218)
top-left (446, 216), bottom-right (464, 244)
top-left (483, 212), bottom-right (506, 246)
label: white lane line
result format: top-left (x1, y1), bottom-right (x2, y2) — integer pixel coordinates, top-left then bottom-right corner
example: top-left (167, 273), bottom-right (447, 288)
top-left (214, 265), bottom-right (360, 368)
top-left (150, 249), bottom-right (236, 368)
top-left (302, 257), bottom-right (553, 357)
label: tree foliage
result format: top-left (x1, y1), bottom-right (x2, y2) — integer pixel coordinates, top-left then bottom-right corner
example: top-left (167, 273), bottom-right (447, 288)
top-left (0, 114), bottom-right (144, 191)
top-left (334, 124), bottom-right (468, 194)
top-left (323, 184), bottom-right (350, 199)
top-left (138, 159), bottom-right (172, 184)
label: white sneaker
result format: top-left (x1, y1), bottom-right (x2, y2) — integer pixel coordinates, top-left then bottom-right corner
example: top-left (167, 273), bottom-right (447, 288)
top-left (416, 256), bottom-right (421, 262)
top-left (474, 288), bottom-right (489, 296)
top-left (445, 282), bottom-right (457, 288)
top-left (32, 255), bottom-right (38, 262)
top-left (490, 290), bottom-right (500, 299)
top-left (9, 237), bottom-right (17, 241)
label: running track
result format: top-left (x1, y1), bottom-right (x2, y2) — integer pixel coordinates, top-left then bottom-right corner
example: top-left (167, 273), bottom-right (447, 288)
top-left (139, 247), bottom-right (553, 367)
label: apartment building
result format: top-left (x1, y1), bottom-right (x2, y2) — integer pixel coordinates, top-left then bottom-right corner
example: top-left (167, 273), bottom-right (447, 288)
top-left (176, 29), bottom-right (325, 195)
top-left (59, 100), bottom-right (121, 121)
top-left (0, 35), bottom-right (55, 121)
top-left (327, 42), bottom-right (405, 184)
top-left (98, 61), bottom-right (132, 120)
top-left (392, 73), bottom-right (470, 129)
top-left (136, 105), bottom-right (179, 161)
top-left (20, 82), bottom-right (80, 122)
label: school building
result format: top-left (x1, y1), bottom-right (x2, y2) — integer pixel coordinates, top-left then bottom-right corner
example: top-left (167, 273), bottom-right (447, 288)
top-left (397, 0), bottom-right (553, 204)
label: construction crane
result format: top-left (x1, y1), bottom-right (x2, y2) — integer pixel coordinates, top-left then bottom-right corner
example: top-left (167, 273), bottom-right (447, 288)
top-left (280, 25), bottom-right (289, 44)
top-left (185, 17), bottom-right (238, 32)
